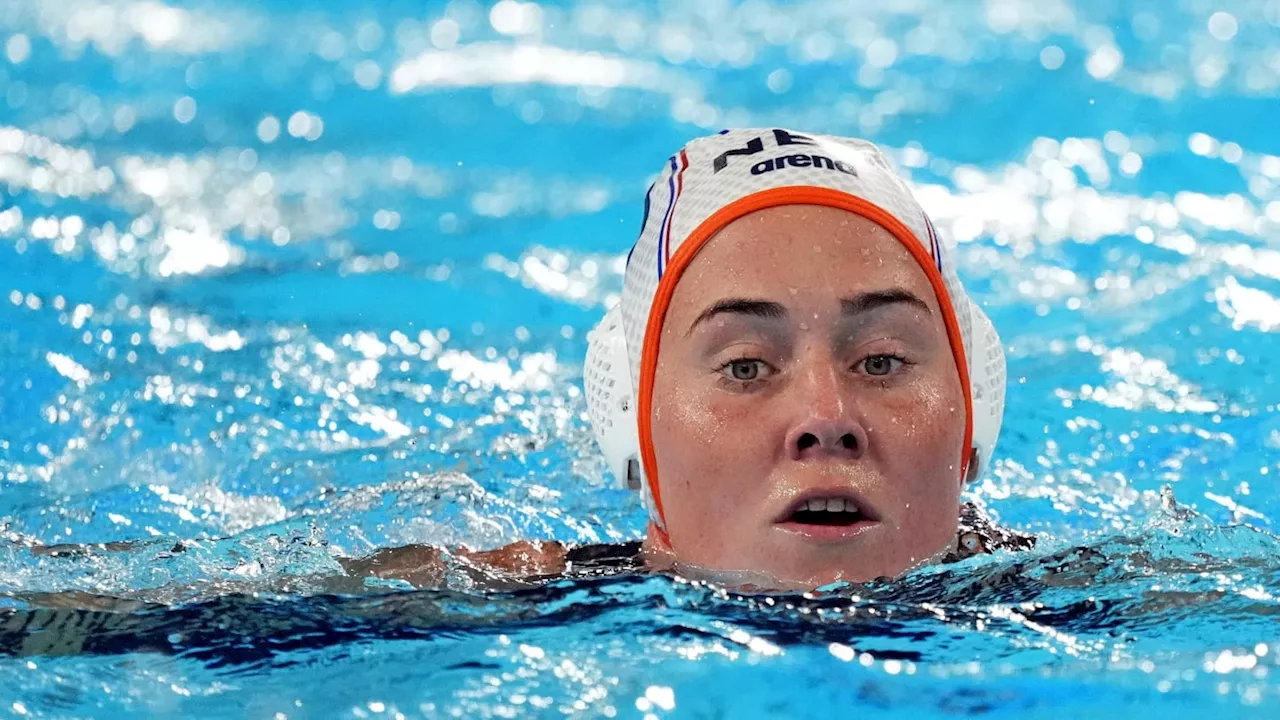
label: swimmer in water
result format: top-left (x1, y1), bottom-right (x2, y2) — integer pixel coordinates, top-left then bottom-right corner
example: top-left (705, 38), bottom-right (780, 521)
top-left (335, 127), bottom-right (1033, 591)
top-left (30, 128), bottom-right (1032, 593)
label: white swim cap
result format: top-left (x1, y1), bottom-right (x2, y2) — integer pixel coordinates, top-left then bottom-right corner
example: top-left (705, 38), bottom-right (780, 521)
top-left (584, 128), bottom-right (1006, 527)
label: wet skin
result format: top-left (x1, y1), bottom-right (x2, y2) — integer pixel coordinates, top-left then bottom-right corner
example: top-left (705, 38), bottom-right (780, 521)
top-left (642, 205), bottom-right (969, 589)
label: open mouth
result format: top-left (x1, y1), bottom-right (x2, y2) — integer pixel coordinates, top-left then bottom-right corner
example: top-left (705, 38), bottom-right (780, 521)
top-left (776, 494), bottom-right (878, 541)
top-left (786, 497), bottom-right (865, 526)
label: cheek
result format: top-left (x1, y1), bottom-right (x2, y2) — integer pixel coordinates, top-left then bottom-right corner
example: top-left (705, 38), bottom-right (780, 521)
top-left (867, 375), bottom-right (966, 558)
top-left (879, 358), bottom-right (964, 431)
top-left (896, 379), bottom-right (962, 507)
top-left (921, 375), bottom-right (968, 456)
top-left (887, 380), bottom-right (965, 449)
top-left (652, 367), bottom-right (726, 483)
top-left (650, 367), bottom-right (768, 511)
top-left (874, 374), bottom-right (967, 500)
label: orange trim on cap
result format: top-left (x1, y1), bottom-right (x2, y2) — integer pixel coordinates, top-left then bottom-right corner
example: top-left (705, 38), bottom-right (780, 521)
top-left (637, 186), bottom-right (974, 525)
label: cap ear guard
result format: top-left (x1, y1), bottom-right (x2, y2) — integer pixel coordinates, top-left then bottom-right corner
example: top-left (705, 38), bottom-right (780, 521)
top-left (584, 304), bottom-right (645, 493)
top-left (965, 297), bottom-right (1006, 481)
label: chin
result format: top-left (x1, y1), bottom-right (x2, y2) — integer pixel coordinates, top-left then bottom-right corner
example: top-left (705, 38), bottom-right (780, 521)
top-left (777, 542), bottom-right (952, 589)
top-left (668, 552), bottom-right (905, 591)
top-left (734, 565), bottom-right (881, 592)
top-left (796, 564), bottom-right (889, 588)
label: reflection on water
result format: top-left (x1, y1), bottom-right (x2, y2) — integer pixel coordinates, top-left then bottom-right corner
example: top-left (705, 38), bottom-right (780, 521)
top-left (1, 0), bottom-right (1279, 716)
top-left (2, 491), bottom-right (1278, 715)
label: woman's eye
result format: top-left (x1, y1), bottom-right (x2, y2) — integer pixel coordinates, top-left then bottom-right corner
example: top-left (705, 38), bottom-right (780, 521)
top-left (862, 355), bottom-right (902, 376)
top-left (724, 360), bottom-right (767, 381)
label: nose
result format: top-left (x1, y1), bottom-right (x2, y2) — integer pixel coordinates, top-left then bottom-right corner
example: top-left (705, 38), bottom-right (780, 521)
top-left (784, 366), bottom-right (869, 462)
top-left (786, 418), bottom-right (868, 461)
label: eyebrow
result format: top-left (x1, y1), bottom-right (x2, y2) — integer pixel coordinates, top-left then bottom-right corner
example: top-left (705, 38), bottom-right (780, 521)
top-left (686, 289), bottom-right (932, 336)
top-left (840, 289), bottom-right (932, 317)
top-left (686, 299), bottom-right (786, 336)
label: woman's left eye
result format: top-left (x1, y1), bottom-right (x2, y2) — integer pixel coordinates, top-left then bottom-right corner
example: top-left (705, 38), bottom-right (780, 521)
top-left (721, 359), bottom-right (770, 381)
top-left (861, 355), bottom-right (904, 376)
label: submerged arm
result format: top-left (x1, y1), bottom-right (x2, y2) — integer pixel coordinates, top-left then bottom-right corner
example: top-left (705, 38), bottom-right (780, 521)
top-left (26, 537), bottom-right (572, 593)
top-left (335, 540), bottom-right (570, 588)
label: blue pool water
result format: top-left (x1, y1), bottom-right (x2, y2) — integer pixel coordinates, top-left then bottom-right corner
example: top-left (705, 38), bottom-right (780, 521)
top-left (2, 0), bottom-right (1279, 716)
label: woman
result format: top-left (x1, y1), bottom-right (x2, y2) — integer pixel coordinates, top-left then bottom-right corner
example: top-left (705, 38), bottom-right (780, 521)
top-left (346, 128), bottom-right (1031, 591)
top-left (32, 129), bottom-right (1031, 592)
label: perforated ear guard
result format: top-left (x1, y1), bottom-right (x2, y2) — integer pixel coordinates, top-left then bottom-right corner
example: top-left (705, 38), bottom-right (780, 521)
top-left (965, 297), bottom-right (1006, 480)
top-left (584, 304), bottom-right (645, 493)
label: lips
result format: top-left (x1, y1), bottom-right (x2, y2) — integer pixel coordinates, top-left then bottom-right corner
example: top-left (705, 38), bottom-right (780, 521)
top-left (775, 490), bottom-right (879, 542)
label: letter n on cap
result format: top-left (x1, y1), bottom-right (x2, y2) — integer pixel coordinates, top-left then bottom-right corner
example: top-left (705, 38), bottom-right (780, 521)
top-left (712, 136), bottom-right (764, 173)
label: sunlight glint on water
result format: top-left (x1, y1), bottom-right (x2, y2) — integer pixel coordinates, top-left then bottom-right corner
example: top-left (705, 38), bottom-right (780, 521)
top-left (1, 0), bottom-right (1279, 716)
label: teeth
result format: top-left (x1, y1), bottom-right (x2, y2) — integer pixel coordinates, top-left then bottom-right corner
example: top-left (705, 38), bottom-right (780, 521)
top-left (801, 498), bottom-right (856, 513)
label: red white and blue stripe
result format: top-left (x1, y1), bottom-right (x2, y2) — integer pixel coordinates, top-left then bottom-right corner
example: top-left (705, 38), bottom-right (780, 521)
top-left (923, 213), bottom-right (944, 271)
top-left (656, 150), bottom-right (689, 278)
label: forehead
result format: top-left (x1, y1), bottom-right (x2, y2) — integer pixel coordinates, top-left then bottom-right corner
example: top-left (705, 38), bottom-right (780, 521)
top-left (670, 204), bottom-right (940, 311)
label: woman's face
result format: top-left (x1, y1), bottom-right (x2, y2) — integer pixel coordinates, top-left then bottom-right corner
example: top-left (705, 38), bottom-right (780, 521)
top-left (648, 205), bottom-right (967, 588)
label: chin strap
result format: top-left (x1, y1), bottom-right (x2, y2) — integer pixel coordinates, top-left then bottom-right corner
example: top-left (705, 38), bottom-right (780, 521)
top-left (965, 448), bottom-right (981, 484)
top-left (645, 519), bottom-right (672, 551)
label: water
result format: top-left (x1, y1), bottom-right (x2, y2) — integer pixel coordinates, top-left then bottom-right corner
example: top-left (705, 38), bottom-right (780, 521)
top-left (1, 0), bottom-right (1279, 716)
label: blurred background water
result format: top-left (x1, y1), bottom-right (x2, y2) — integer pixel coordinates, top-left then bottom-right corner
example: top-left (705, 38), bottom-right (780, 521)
top-left (0, 0), bottom-right (1278, 717)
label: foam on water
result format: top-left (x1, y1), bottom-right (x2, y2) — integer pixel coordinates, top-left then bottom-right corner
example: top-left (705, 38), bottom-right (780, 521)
top-left (1, 0), bottom-right (1279, 716)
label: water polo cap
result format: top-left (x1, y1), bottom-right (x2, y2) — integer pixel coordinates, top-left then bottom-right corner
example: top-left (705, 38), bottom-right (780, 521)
top-left (584, 128), bottom-right (1006, 527)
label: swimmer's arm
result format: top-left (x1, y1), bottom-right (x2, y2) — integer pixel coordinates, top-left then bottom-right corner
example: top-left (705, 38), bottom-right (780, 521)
top-left (28, 538), bottom-right (571, 591)
top-left (336, 540), bottom-right (569, 588)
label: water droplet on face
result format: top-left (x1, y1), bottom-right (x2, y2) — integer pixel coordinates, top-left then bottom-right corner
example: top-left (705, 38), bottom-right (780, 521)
top-left (813, 244), bottom-right (822, 253)
top-left (798, 322), bottom-right (810, 331)
top-left (788, 286), bottom-right (798, 295)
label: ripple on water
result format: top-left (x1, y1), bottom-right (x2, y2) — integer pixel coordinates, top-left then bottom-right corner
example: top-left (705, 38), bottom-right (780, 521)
top-left (1, 0), bottom-right (1279, 716)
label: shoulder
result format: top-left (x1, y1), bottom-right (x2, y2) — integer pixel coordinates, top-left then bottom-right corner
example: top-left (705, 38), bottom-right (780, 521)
top-left (943, 502), bottom-right (1036, 562)
top-left (340, 540), bottom-right (644, 588)
top-left (562, 541), bottom-right (645, 578)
